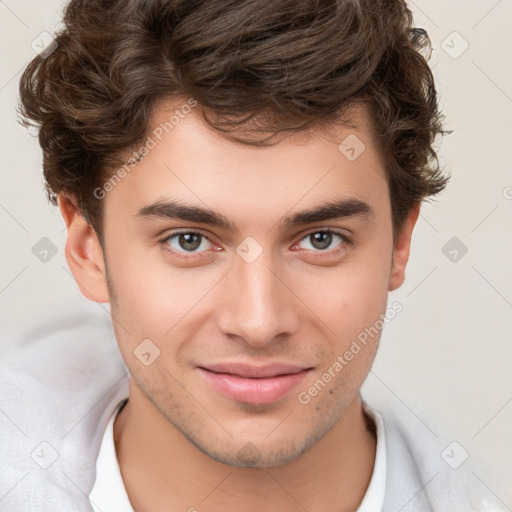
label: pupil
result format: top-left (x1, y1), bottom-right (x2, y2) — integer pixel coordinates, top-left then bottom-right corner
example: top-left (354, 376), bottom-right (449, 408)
top-left (180, 233), bottom-right (201, 251)
top-left (311, 232), bottom-right (331, 250)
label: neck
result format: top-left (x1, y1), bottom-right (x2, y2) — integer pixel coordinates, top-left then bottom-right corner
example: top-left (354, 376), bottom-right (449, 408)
top-left (114, 381), bottom-right (376, 512)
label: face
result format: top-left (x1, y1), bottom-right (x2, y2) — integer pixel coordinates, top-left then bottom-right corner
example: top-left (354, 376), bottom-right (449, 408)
top-left (62, 99), bottom-right (417, 468)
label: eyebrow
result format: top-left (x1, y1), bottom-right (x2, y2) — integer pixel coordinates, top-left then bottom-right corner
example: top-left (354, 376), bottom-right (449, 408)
top-left (133, 197), bottom-right (373, 230)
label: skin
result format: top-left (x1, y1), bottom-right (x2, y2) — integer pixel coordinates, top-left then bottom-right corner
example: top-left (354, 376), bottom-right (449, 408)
top-left (58, 99), bottom-right (419, 512)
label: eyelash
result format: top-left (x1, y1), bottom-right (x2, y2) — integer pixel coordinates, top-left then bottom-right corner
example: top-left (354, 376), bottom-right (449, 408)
top-left (159, 229), bottom-right (352, 260)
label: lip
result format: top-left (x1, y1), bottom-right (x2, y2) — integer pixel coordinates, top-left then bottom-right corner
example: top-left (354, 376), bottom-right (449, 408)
top-left (198, 363), bottom-right (312, 404)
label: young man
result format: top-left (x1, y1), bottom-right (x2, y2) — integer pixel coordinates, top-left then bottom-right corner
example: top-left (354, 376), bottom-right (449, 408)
top-left (16, 0), bottom-right (502, 510)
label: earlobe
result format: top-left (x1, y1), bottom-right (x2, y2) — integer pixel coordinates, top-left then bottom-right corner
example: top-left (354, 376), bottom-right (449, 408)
top-left (388, 203), bottom-right (421, 292)
top-left (57, 194), bottom-right (110, 303)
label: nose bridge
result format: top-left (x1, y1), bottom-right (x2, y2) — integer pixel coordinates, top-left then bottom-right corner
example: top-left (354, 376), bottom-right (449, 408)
top-left (216, 247), bottom-right (299, 347)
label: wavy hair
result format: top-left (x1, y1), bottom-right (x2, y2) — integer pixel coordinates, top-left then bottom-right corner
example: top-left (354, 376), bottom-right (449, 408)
top-left (18, 0), bottom-right (450, 245)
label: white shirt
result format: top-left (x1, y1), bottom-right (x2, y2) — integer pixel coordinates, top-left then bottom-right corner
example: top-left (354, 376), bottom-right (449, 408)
top-left (89, 400), bottom-right (387, 512)
top-left (2, 295), bottom-right (504, 510)
top-left (90, 400), bottom-right (133, 512)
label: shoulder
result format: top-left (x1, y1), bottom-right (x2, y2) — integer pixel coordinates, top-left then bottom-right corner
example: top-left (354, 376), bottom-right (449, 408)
top-left (362, 398), bottom-right (507, 511)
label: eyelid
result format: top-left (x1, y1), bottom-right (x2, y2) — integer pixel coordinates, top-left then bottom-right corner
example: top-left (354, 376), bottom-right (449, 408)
top-left (292, 228), bottom-right (352, 252)
top-left (159, 229), bottom-right (219, 260)
top-left (298, 226), bottom-right (352, 241)
top-left (159, 228), bottom-right (215, 244)
top-left (159, 227), bottom-right (352, 258)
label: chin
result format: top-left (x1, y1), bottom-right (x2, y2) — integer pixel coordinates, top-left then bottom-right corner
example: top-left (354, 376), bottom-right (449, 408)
top-left (199, 441), bottom-right (308, 469)
top-left (179, 421), bottom-right (322, 469)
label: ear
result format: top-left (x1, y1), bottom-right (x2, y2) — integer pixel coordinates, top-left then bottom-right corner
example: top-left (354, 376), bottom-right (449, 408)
top-left (388, 203), bottom-right (421, 291)
top-left (57, 194), bottom-right (110, 303)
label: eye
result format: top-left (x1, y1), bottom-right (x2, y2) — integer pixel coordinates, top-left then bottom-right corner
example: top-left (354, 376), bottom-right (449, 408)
top-left (159, 228), bottom-right (352, 261)
top-left (161, 231), bottom-right (215, 258)
top-left (295, 229), bottom-right (351, 253)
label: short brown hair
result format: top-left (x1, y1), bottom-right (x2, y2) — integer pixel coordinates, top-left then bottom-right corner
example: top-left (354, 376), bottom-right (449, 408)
top-left (18, 0), bottom-right (449, 246)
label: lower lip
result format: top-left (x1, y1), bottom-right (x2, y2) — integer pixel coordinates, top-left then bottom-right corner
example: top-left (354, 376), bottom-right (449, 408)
top-left (199, 368), bottom-right (310, 404)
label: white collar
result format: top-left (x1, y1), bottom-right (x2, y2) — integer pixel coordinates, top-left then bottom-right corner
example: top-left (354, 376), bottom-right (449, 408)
top-left (89, 399), bottom-right (386, 511)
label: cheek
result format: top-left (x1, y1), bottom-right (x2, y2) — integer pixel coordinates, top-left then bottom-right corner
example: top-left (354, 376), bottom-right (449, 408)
top-left (106, 240), bottom-right (193, 324)
top-left (302, 247), bottom-right (392, 345)
top-left (106, 217), bottom-right (392, 359)
top-left (105, 239), bottom-right (228, 368)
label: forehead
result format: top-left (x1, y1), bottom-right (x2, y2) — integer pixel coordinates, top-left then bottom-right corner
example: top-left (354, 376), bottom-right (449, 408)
top-left (104, 99), bottom-right (389, 228)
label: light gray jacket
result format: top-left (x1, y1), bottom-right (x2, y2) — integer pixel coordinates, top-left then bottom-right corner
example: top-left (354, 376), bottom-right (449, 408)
top-left (0, 296), bottom-right (506, 511)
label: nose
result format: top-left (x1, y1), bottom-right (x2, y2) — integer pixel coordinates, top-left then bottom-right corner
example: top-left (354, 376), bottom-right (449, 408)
top-left (215, 250), bottom-right (300, 349)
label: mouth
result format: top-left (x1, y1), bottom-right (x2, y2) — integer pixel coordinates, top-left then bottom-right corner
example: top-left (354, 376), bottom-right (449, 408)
top-left (198, 362), bottom-right (313, 405)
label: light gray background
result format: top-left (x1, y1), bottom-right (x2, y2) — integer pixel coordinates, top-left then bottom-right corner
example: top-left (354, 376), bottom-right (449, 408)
top-left (1, 0), bottom-right (511, 505)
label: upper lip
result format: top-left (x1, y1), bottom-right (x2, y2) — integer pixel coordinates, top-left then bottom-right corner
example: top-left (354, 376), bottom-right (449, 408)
top-left (199, 362), bottom-right (311, 378)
